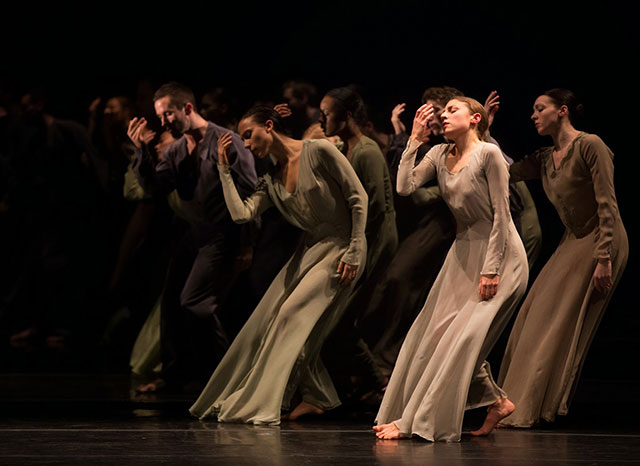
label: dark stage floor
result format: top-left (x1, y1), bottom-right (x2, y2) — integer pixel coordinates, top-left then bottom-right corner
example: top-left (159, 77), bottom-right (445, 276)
top-left (1, 374), bottom-right (639, 465)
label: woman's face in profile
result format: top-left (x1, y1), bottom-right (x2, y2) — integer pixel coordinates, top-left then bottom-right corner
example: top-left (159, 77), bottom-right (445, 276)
top-left (238, 117), bottom-right (272, 159)
top-left (440, 99), bottom-right (476, 138)
top-left (319, 96), bottom-right (346, 138)
top-left (531, 95), bottom-right (561, 136)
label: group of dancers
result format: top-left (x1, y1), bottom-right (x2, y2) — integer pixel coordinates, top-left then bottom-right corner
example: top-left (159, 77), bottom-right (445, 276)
top-left (126, 82), bottom-right (627, 442)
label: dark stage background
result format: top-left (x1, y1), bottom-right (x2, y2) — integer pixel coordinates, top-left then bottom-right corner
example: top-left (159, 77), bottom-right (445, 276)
top-left (1, 1), bottom-right (638, 381)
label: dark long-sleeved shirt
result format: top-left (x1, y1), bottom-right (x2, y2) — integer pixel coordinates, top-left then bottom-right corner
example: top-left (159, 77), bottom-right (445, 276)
top-left (134, 122), bottom-right (257, 244)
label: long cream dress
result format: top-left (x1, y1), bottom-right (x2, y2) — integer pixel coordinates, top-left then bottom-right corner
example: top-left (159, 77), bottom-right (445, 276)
top-left (375, 139), bottom-right (528, 442)
top-left (498, 132), bottom-right (628, 427)
top-left (189, 139), bottom-right (367, 424)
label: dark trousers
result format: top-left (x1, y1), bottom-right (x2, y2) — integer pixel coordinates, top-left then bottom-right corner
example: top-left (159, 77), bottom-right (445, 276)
top-left (160, 229), bottom-right (239, 384)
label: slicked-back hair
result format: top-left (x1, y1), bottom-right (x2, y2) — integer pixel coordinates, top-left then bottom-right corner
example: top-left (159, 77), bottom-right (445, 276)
top-left (325, 87), bottom-right (369, 127)
top-left (542, 88), bottom-right (584, 126)
top-left (446, 96), bottom-right (489, 138)
top-left (153, 82), bottom-right (197, 111)
top-left (241, 105), bottom-right (286, 133)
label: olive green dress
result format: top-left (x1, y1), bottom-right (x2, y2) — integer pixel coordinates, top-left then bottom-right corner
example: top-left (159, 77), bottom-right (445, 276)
top-left (376, 140), bottom-right (528, 442)
top-left (189, 139), bottom-right (367, 424)
top-left (498, 132), bottom-right (628, 427)
top-left (346, 135), bottom-right (398, 309)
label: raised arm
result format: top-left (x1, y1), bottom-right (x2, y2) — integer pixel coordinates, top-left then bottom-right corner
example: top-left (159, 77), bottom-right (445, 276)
top-left (390, 103), bottom-right (407, 135)
top-left (396, 140), bottom-right (439, 195)
top-left (509, 148), bottom-right (546, 182)
top-left (216, 133), bottom-right (273, 223)
top-left (128, 117), bottom-right (180, 196)
top-left (224, 130), bottom-right (258, 198)
top-left (396, 104), bottom-right (438, 195)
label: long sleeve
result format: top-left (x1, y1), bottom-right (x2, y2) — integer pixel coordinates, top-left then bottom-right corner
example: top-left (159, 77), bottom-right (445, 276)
top-left (396, 139), bottom-right (438, 195)
top-left (410, 185), bottom-right (442, 206)
top-left (217, 164), bottom-right (273, 224)
top-left (133, 144), bottom-right (194, 198)
top-left (481, 145), bottom-right (512, 276)
top-left (580, 135), bottom-right (618, 260)
top-left (317, 141), bottom-right (368, 266)
top-left (216, 130), bottom-right (259, 247)
top-left (509, 148), bottom-right (546, 182)
top-left (350, 144), bottom-right (392, 232)
top-left (225, 131), bottom-right (258, 199)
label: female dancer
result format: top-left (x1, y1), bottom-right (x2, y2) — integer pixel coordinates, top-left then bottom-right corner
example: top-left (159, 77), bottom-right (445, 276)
top-left (374, 97), bottom-right (528, 442)
top-left (318, 87), bottom-right (398, 398)
top-left (189, 106), bottom-right (367, 424)
top-left (495, 89), bottom-right (628, 427)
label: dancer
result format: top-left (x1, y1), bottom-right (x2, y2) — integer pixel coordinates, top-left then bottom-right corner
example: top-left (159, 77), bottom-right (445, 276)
top-left (484, 90), bottom-right (542, 270)
top-left (361, 87), bottom-right (460, 372)
top-left (318, 87), bottom-right (397, 399)
top-left (189, 106), bottom-right (367, 424)
top-left (374, 97), bottom-right (528, 442)
top-left (495, 89), bottom-right (628, 427)
top-left (128, 82), bottom-right (257, 392)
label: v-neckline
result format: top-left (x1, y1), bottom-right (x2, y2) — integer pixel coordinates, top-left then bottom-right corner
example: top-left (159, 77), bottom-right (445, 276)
top-left (552, 132), bottom-right (584, 171)
top-left (275, 140), bottom-right (307, 196)
top-left (444, 142), bottom-right (482, 175)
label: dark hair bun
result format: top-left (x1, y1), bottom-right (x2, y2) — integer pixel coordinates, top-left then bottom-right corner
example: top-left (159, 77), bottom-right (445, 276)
top-left (325, 87), bottom-right (368, 127)
top-left (542, 88), bottom-right (584, 125)
top-left (241, 105), bottom-right (285, 133)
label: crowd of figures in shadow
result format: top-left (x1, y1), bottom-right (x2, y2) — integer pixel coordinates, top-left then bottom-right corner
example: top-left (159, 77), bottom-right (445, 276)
top-left (0, 77), bottom-right (629, 440)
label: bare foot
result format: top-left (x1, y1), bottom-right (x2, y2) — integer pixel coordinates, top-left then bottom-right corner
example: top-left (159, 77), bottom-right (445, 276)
top-left (135, 378), bottom-right (167, 393)
top-left (281, 401), bottom-right (324, 421)
top-left (470, 398), bottom-right (515, 436)
top-left (374, 422), bottom-right (408, 439)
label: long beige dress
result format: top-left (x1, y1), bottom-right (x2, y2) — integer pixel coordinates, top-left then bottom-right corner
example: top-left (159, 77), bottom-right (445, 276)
top-left (189, 139), bottom-right (367, 424)
top-left (498, 132), bottom-right (628, 427)
top-left (375, 139), bottom-right (528, 442)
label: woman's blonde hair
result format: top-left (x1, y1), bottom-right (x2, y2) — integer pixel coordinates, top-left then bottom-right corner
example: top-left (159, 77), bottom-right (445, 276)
top-left (447, 96), bottom-right (489, 138)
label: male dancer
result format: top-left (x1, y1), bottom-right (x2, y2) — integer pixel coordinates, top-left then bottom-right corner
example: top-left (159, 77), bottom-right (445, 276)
top-left (128, 82), bottom-right (257, 392)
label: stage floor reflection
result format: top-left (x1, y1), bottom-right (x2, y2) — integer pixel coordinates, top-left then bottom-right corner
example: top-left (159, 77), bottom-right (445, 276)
top-left (1, 374), bottom-right (639, 465)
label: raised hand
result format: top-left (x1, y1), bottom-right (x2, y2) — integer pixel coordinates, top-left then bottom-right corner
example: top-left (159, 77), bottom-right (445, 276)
top-left (127, 117), bottom-right (156, 149)
top-left (410, 104), bottom-right (434, 143)
top-left (274, 103), bottom-right (292, 118)
top-left (88, 97), bottom-right (102, 115)
top-left (484, 90), bottom-right (500, 128)
top-left (478, 274), bottom-right (499, 301)
top-left (217, 132), bottom-right (234, 166)
top-left (337, 261), bottom-right (359, 286)
top-left (391, 103), bottom-right (407, 134)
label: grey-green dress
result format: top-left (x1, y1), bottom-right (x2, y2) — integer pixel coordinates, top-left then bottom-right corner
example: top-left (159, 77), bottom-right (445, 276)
top-left (189, 139), bottom-right (367, 424)
top-left (331, 135), bottom-right (398, 308)
top-left (375, 140), bottom-right (528, 442)
top-left (348, 136), bottom-right (398, 288)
